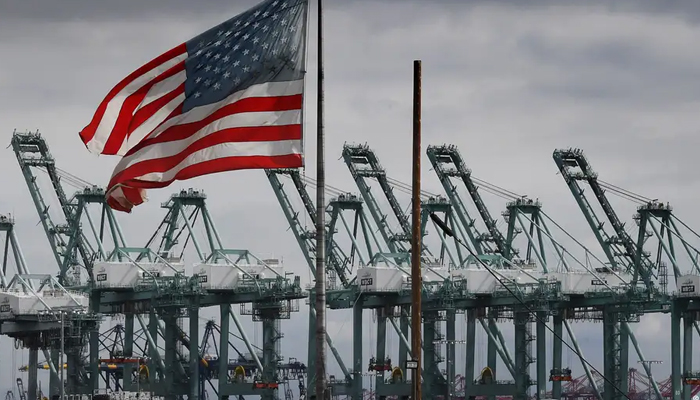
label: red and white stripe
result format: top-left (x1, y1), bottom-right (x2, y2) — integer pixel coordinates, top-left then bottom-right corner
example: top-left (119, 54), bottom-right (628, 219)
top-left (80, 44), bottom-right (189, 156)
top-left (79, 45), bottom-right (304, 213)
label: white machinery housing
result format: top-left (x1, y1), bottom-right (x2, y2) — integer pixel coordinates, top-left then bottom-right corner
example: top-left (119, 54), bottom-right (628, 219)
top-left (93, 261), bottom-right (185, 289)
top-left (195, 259), bottom-right (285, 290)
top-left (356, 266), bottom-right (449, 292)
top-left (0, 290), bottom-right (88, 319)
top-left (677, 274), bottom-right (700, 297)
top-left (357, 267), bottom-right (408, 292)
top-left (552, 271), bottom-right (632, 294)
top-left (450, 268), bottom-right (542, 294)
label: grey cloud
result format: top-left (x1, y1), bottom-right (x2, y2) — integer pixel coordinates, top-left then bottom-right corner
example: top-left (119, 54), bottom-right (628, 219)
top-left (2, 0), bottom-right (700, 388)
top-left (3, 0), bottom-right (700, 24)
top-left (0, 0), bottom-right (259, 22)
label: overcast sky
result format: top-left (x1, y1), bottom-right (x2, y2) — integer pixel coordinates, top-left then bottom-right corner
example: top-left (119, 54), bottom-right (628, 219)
top-left (1, 0), bottom-right (700, 395)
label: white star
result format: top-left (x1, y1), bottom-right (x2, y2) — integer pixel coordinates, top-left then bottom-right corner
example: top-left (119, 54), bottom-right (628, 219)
top-left (233, 44), bottom-right (241, 51)
top-left (272, 13), bottom-right (279, 20)
top-left (243, 49), bottom-right (250, 55)
top-left (223, 55), bottom-right (230, 62)
top-left (195, 49), bottom-right (203, 56)
top-left (281, 36), bottom-right (288, 44)
top-left (282, 1), bottom-right (287, 6)
top-left (272, 49), bottom-right (279, 55)
top-left (217, 30), bottom-right (224, 36)
top-left (213, 82), bottom-right (221, 90)
top-left (281, 19), bottom-right (287, 25)
top-left (253, 37), bottom-right (260, 44)
top-left (204, 79), bottom-right (211, 86)
top-left (262, 43), bottom-right (270, 50)
top-left (194, 92), bottom-right (201, 98)
top-left (253, 22), bottom-right (260, 29)
top-left (252, 54), bottom-right (260, 61)
top-left (213, 54), bottom-right (221, 60)
top-left (273, 0), bottom-right (279, 5)
top-left (195, 77), bottom-right (203, 83)
top-left (243, 33), bottom-right (250, 40)
top-left (214, 67), bottom-right (220, 73)
top-left (262, 25), bottom-right (270, 32)
top-left (215, 40), bottom-right (222, 46)
top-left (243, 66), bottom-right (250, 72)
top-left (224, 41), bottom-right (231, 48)
top-left (291, 44), bottom-right (298, 51)
top-left (223, 71), bottom-right (231, 79)
top-left (235, 20), bottom-right (241, 26)
top-left (198, 40), bottom-right (205, 48)
top-left (205, 51), bottom-right (212, 58)
top-left (289, 25), bottom-right (296, 32)
top-left (244, 21), bottom-right (250, 27)
top-left (272, 31), bottom-right (279, 37)
top-left (263, 11), bottom-right (269, 17)
top-left (233, 60), bottom-right (241, 67)
top-left (204, 65), bottom-right (212, 72)
top-left (234, 31), bottom-right (241, 37)
top-left (224, 31), bottom-right (232, 37)
top-left (254, 10), bottom-right (261, 17)
top-left (234, 77), bottom-right (241, 84)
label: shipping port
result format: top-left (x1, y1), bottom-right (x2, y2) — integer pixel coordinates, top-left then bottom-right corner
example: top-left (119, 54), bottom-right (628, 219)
top-left (0, 132), bottom-right (698, 400)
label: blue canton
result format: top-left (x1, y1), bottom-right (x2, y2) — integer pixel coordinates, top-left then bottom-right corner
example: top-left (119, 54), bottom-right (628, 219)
top-left (182, 0), bottom-right (308, 113)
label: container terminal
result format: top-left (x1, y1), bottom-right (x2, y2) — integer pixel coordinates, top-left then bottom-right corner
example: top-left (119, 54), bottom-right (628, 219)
top-left (0, 131), bottom-right (698, 400)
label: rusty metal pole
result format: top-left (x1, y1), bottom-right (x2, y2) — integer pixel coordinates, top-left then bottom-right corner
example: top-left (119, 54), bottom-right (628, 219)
top-left (315, 0), bottom-right (328, 399)
top-left (411, 59), bottom-right (423, 400)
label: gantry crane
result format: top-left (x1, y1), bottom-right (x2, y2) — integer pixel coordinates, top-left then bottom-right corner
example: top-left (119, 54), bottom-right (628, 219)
top-left (267, 167), bottom-right (381, 399)
top-left (12, 131), bottom-right (306, 400)
top-left (143, 188), bottom-right (306, 400)
top-left (269, 163), bottom-right (463, 399)
top-left (342, 143), bottom-right (460, 396)
top-left (552, 148), bottom-right (678, 400)
top-left (427, 144), bottom-right (574, 399)
top-left (428, 144), bottom-right (666, 400)
top-left (0, 214), bottom-right (101, 400)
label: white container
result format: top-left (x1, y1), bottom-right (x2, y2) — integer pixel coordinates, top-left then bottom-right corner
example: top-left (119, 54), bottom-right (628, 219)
top-left (451, 268), bottom-right (544, 294)
top-left (241, 264), bottom-right (285, 280)
top-left (557, 272), bottom-right (597, 294)
top-left (678, 275), bottom-right (700, 297)
top-left (195, 264), bottom-right (241, 289)
top-left (0, 291), bottom-right (88, 318)
top-left (194, 263), bottom-right (285, 289)
top-left (41, 290), bottom-right (89, 309)
top-left (450, 269), bottom-right (498, 294)
top-left (0, 293), bottom-right (21, 318)
top-left (356, 267), bottom-right (408, 292)
top-left (93, 261), bottom-right (185, 289)
top-left (553, 271), bottom-right (632, 294)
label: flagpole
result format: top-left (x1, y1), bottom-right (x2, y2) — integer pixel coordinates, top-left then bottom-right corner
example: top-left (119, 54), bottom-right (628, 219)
top-left (314, 0), bottom-right (327, 399)
top-left (411, 59), bottom-right (423, 400)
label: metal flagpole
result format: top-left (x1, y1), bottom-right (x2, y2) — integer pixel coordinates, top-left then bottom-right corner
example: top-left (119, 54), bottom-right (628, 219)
top-left (60, 312), bottom-right (65, 400)
top-left (314, 0), bottom-right (327, 399)
top-left (411, 59), bottom-right (423, 400)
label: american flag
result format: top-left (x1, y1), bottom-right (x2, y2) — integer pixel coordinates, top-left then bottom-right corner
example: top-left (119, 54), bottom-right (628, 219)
top-left (79, 0), bottom-right (309, 212)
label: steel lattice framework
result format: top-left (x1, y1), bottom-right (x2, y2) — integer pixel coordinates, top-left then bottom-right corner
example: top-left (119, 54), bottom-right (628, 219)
top-left (11, 131), bottom-right (307, 400)
top-left (6, 129), bottom-right (700, 400)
